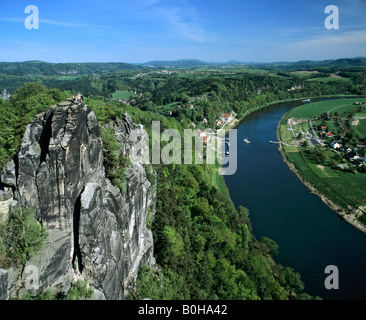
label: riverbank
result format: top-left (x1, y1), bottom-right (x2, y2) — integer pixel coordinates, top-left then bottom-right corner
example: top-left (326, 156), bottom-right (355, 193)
top-left (234, 94), bottom-right (366, 131)
top-left (277, 110), bottom-right (366, 235)
top-left (216, 94), bottom-right (365, 206)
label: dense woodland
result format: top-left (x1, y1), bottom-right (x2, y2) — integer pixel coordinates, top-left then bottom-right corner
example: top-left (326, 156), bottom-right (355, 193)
top-left (1, 60), bottom-right (365, 300)
top-left (1, 61), bottom-right (365, 130)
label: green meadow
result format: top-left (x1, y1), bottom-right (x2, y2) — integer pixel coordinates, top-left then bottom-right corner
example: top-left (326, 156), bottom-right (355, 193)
top-left (287, 98), bottom-right (366, 119)
top-left (355, 119), bottom-right (366, 139)
top-left (112, 90), bottom-right (138, 100)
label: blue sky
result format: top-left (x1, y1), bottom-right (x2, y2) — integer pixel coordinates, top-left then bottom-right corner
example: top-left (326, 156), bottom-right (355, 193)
top-left (0, 0), bottom-right (365, 63)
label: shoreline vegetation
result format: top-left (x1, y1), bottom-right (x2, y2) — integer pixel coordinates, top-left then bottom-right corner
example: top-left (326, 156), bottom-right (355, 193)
top-left (216, 94), bottom-right (364, 182)
top-left (275, 97), bottom-right (366, 234)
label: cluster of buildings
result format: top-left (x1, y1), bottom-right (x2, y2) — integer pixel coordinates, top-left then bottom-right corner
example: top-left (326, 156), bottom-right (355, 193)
top-left (320, 125), bottom-right (334, 137)
top-left (321, 127), bottom-right (366, 166)
top-left (118, 91), bottom-right (143, 104)
top-left (137, 70), bottom-right (177, 77)
top-left (354, 101), bottom-right (366, 107)
top-left (287, 83), bottom-right (305, 92)
top-left (166, 104), bottom-right (196, 116)
top-left (216, 113), bottom-right (234, 127)
top-left (176, 104), bottom-right (195, 110)
top-left (328, 139), bottom-right (366, 164)
top-left (57, 70), bottom-right (78, 75)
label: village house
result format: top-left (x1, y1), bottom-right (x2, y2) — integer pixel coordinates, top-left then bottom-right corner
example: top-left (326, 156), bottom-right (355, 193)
top-left (354, 102), bottom-right (366, 107)
top-left (330, 141), bottom-right (341, 150)
top-left (216, 119), bottom-right (224, 127)
top-left (200, 130), bottom-right (208, 145)
top-left (322, 112), bottom-right (331, 120)
top-left (220, 113), bottom-right (233, 123)
top-left (349, 154), bottom-right (360, 161)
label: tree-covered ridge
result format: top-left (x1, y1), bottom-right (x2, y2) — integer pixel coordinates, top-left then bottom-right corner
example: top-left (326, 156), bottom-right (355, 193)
top-left (2, 58), bottom-right (364, 75)
top-left (134, 162), bottom-right (314, 300)
top-left (0, 61), bottom-right (144, 76)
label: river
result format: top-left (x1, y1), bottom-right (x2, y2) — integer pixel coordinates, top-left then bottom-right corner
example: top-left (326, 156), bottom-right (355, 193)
top-left (224, 100), bottom-right (366, 300)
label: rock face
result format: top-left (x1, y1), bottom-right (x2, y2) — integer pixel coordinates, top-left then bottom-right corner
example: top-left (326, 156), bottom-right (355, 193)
top-left (0, 269), bottom-right (8, 300)
top-left (0, 99), bottom-right (156, 299)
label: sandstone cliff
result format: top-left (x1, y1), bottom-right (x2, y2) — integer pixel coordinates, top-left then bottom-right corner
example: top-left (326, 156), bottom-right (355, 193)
top-left (0, 98), bottom-right (156, 299)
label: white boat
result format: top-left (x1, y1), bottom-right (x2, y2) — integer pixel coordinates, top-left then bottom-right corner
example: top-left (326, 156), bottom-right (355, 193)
top-left (302, 99), bottom-right (310, 102)
top-left (243, 138), bottom-right (250, 144)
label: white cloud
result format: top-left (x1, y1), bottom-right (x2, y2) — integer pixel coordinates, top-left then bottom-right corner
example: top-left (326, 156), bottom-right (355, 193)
top-left (0, 17), bottom-right (111, 28)
top-left (255, 29), bottom-right (366, 61)
top-left (136, 1), bottom-right (214, 43)
top-left (290, 30), bottom-right (366, 57)
top-left (40, 19), bottom-right (111, 28)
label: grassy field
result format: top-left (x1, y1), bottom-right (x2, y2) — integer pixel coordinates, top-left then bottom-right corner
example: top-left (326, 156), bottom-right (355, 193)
top-left (307, 77), bottom-right (352, 84)
top-left (286, 98), bottom-right (366, 119)
top-left (112, 90), bottom-right (137, 100)
top-left (355, 119), bottom-right (366, 139)
top-left (209, 158), bottom-right (230, 196)
top-left (57, 76), bottom-right (81, 81)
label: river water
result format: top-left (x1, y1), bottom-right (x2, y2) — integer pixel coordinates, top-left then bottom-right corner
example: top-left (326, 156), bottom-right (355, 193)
top-left (224, 100), bottom-right (366, 300)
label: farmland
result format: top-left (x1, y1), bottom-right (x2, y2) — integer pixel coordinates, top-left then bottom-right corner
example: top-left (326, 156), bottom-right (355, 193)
top-left (286, 98), bottom-right (366, 119)
top-left (279, 98), bottom-right (366, 229)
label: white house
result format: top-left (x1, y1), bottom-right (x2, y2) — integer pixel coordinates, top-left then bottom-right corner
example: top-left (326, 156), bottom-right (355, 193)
top-left (220, 113), bottom-right (233, 123)
top-left (330, 141), bottom-right (341, 149)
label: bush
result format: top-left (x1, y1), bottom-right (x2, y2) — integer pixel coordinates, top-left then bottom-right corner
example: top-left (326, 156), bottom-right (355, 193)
top-left (0, 207), bottom-right (47, 267)
top-left (260, 236), bottom-right (279, 257)
top-left (101, 127), bottom-right (129, 190)
top-left (22, 291), bottom-right (56, 300)
top-left (66, 279), bottom-right (94, 300)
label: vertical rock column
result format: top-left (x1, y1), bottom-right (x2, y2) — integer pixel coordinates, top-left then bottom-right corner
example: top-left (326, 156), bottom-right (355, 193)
top-left (0, 269), bottom-right (8, 300)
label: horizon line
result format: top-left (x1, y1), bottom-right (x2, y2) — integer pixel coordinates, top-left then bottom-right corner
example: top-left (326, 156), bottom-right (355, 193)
top-left (0, 56), bottom-right (365, 65)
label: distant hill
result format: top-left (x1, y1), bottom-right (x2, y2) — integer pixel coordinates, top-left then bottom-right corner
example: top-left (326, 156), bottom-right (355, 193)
top-left (224, 59), bottom-right (244, 65)
top-left (142, 57), bottom-right (366, 69)
top-left (142, 59), bottom-right (248, 68)
top-left (142, 59), bottom-right (209, 68)
top-left (251, 57), bottom-right (366, 70)
top-left (0, 57), bottom-right (364, 76)
top-left (0, 61), bottom-right (145, 76)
